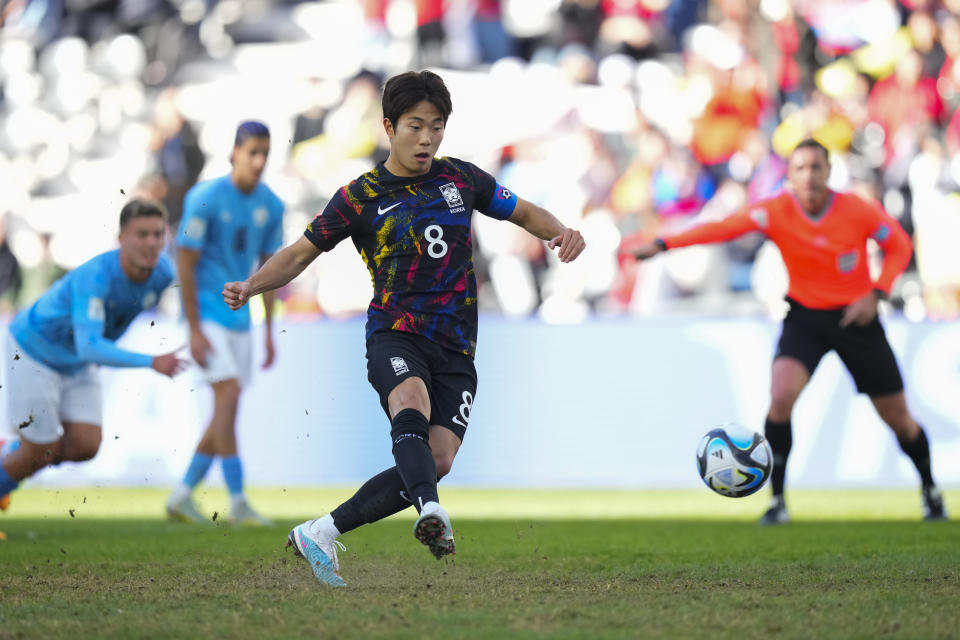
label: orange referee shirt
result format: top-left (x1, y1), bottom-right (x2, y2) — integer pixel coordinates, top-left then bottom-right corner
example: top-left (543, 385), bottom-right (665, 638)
top-left (662, 191), bottom-right (913, 310)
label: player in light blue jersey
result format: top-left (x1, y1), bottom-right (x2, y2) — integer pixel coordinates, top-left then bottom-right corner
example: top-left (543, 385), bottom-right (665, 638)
top-left (166, 121), bottom-right (283, 525)
top-left (0, 200), bottom-right (185, 508)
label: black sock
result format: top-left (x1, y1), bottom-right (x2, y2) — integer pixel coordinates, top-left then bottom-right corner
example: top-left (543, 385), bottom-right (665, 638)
top-left (898, 426), bottom-right (935, 488)
top-left (765, 418), bottom-right (792, 498)
top-left (390, 408), bottom-right (438, 512)
top-left (330, 467), bottom-right (412, 534)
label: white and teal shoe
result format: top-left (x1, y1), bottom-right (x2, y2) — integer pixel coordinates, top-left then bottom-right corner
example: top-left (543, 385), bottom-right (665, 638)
top-left (228, 499), bottom-right (272, 526)
top-left (166, 493), bottom-right (208, 524)
top-left (414, 501), bottom-right (455, 559)
top-left (286, 520), bottom-right (346, 587)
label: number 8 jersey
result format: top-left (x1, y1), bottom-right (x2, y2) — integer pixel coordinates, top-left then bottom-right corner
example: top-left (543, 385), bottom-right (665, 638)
top-left (304, 157), bottom-right (518, 358)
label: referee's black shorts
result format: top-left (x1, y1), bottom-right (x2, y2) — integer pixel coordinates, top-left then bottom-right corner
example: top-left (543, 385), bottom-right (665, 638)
top-left (774, 297), bottom-right (904, 396)
top-left (366, 330), bottom-right (478, 440)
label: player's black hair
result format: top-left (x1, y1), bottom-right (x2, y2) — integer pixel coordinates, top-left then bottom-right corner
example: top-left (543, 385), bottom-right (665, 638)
top-left (119, 199), bottom-right (168, 230)
top-left (381, 71), bottom-right (452, 128)
top-left (792, 138), bottom-right (829, 162)
top-left (234, 120), bottom-right (270, 147)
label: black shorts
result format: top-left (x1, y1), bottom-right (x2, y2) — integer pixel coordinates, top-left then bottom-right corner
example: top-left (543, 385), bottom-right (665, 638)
top-left (366, 330), bottom-right (478, 440)
top-left (775, 298), bottom-right (904, 396)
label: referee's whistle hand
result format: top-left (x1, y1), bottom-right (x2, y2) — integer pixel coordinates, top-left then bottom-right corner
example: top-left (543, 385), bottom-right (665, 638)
top-left (548, 228), bottom-right (586, 263)
top-left (222, 281), bottom-right (251, 310)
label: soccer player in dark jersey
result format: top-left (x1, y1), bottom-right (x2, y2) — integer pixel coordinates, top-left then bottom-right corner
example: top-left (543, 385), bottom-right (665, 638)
top-left (630, 139), bottom-right (947, 524)
top-left (223, 70), bottom-right (586, 586)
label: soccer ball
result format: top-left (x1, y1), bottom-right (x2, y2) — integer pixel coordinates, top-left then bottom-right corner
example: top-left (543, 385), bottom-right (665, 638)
top-left (696, 424), bottom-right (772, 498)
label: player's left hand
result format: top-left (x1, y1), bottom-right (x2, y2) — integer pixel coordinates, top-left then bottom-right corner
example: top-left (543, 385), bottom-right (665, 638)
top-left (840, 291), bottom-right (879, 328)
top-left (262, 333), bottom-right (275, 370)
top-left (547, 228), bottom-right (586, 263)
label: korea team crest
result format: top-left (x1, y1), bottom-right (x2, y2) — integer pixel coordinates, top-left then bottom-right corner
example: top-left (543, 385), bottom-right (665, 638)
top-left (253, 206), bottom-right (269, 227)
top-left (439, 182), bottom-right (464, 209)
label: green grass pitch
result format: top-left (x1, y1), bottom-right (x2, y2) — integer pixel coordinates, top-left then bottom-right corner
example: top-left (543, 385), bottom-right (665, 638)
top-left (1, 487), bottom-right (957, 639)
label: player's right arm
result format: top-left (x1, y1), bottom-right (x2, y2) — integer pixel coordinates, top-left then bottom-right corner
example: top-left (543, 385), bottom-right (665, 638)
top-left (70, 266), bottom-right (184, 378)
top-left (509, 198), bottom-right (586, 263)
top-left (224, 189), bottom-right (356, 310)
top-left (176, 246), bottom-right (210, 367)
top-left (176, 187), bottom-right (212, 366)
top-left (629, 208), bottom-right (761, 260)
top-left (223, 236), bottom-right (321, 310)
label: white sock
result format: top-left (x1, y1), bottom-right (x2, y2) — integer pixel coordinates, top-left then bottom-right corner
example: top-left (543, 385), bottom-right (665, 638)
top-left (421, 500), bottom-right (441, 513)
top-left (309, 513), bottom-right (341, 540)
top-left (230, 494), bottom-right (247, 511)
top-left (168, 483), bottom-right (192, 505)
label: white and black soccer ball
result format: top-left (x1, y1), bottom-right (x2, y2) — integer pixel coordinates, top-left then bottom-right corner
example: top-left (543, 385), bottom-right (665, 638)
top-left (696, 424), bottom-right (772, 498)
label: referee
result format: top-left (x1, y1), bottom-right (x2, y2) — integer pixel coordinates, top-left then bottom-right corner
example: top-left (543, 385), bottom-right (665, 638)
top-left (631, 139), bottom-right (946, 524)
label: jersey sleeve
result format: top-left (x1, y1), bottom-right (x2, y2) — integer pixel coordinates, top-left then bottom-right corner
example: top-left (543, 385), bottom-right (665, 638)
top-left (863, 200), bottom-right (912, 295)
top-left (260, 195), bottom-right (284, 256)
top-left (465, 161), bottom-right (517, 221)
top-left (303, 187), bottom-right (357, 252)
top-left (662, 206), bottom-right (763, 249)
top-left (70, 265), bottom-right (153, 368)
top-left (177, 185), bottom-right (212, 251)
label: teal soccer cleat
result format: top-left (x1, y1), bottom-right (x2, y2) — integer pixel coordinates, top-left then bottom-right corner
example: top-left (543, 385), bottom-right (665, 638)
top-left (286, 521), bottom-right (347, 587)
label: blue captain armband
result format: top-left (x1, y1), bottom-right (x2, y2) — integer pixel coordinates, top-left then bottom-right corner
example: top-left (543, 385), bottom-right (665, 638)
top-left (486, 183), bottom-right (518, 220)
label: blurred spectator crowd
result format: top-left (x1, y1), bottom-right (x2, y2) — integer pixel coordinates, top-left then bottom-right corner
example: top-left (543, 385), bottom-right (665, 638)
top-left (1, 0), bottom-right (959, 322)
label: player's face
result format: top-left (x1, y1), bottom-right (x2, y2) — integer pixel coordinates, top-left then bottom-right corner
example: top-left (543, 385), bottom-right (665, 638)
top-left (119, 215), bottom-right (166, 273)
top-left (384, 100), bottom-right (445, 176)
top-left (787, 147), bottom-right (830, 211)
top-left (232, 136), bottom-right (270, 192)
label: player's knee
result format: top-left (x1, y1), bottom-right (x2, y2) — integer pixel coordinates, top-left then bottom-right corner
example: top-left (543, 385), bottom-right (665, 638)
top-left (64, 432), bottom-right (101, 462)
top-left (434, 453), bottom-right (455, 479)
top-left (387, 379), bottom-right (430, 417)
top-left (882, 410), bottom-right (914, 437)
top-left (213, 381), bottom-right (241, 408)
top-left (390, 408), bottom-right (430, 451)
top-left (70, 443), bottom-right (100, 462)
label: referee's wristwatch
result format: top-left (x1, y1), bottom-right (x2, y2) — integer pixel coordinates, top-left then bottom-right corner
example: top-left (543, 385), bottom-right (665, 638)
top-left (653, 238), bottom-right (667, 252)
top-left (872, 288), bottom-right (889, 300)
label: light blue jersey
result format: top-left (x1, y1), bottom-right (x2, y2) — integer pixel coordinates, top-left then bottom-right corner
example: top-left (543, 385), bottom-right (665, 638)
top-left (9, 250), bottom-right (175, 375)
top-left (177, 176), bottom-right (284, 331)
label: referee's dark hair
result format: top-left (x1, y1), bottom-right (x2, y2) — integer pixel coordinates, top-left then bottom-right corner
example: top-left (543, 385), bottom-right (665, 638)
top-left (792, 138), bottom-right (829, 162)
top-left (119, 199), bottom-right (169, 230)
top-left (382, 70), bottom-right (452, 127)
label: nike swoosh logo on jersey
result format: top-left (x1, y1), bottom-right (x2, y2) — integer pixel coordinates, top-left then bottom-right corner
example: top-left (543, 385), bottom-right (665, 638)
top-left (377, 202), bottom-right (402, 215)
